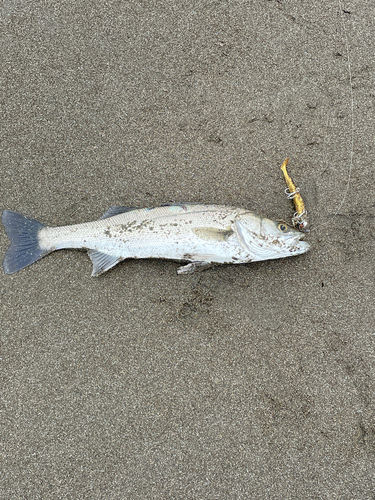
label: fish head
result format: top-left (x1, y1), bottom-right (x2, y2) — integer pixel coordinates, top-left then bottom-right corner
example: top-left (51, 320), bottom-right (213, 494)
top-left (235, 212), bottom-right (310, 262)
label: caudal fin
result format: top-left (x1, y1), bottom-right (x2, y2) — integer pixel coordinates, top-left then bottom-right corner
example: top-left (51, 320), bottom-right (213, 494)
top-left (2, 210), bottom-right (49, 274)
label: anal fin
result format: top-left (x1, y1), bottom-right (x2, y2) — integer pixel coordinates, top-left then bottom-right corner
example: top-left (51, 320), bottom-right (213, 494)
top-left (177, 261), bottom-right (214, 275)
top-left (88, 250), bottom-right (123, 277)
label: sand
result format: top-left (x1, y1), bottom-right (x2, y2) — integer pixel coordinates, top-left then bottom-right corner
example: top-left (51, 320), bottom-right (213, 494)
top-left (1, 1), bottom-right (374, 498)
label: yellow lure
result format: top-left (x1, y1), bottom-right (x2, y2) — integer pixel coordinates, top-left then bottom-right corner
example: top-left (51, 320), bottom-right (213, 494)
top-left (280, 158), bottom-right (309, 232)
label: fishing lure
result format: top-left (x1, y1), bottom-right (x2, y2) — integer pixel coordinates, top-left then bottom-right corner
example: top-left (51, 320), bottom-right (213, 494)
top-left (280, 158), bottom-right (309, 233)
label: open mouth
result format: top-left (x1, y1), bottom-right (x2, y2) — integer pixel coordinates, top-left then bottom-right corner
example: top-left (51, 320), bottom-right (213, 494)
top-left (285, 231), bottom-right (310, 254)
top-left (286, 231), bottom-right (305, 243)
top-left (295, 238), bottom-right (310, 253)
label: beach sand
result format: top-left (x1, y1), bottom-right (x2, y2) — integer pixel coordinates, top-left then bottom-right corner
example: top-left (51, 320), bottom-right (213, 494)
top-left (1, 1), bottom-right (374, 498)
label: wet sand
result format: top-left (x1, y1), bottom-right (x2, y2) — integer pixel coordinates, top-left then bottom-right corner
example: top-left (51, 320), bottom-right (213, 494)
top-left (1, 1), bottom-right (375, 498)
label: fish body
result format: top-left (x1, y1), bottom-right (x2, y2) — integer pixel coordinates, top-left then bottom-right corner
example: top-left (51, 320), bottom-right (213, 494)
top-left (2, 204), bottom-right (310, 276)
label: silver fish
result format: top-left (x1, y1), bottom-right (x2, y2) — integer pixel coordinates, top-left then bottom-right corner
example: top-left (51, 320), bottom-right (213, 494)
top-left (2, 204), bottom-right (310, 276)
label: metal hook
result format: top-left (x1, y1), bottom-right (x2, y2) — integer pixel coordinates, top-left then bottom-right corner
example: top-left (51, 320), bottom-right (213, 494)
top-left (285, 188), bottom-right (300, 200)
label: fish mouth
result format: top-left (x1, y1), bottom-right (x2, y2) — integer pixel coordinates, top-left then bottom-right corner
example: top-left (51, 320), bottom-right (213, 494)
top-left (296, 239), bottom-right (310, 252)
top-left (284, 231), bottom-right (310, 254)
top-left (291, 237), bottom-right (310, 254)
top-left (286, 231), bottom-right (306, 242)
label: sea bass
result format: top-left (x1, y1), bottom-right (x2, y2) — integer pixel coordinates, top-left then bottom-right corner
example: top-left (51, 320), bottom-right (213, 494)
top-left (2, 204), bottom-right (310, 276)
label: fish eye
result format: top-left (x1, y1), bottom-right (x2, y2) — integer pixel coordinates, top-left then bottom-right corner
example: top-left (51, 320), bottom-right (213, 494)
top-left (278, 223), bottom-right (288, 232)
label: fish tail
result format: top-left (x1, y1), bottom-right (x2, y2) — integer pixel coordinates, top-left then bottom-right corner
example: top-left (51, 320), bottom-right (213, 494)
top-left (2, 210), bottom-right (51, 274)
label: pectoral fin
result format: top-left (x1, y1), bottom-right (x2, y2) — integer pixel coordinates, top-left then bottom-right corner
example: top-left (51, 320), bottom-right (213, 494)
top-left (193, 227), bottom-right (234, 242)
top-left (177, 261), bottom-right (214, 274)
top-left (88, 250), bottom-right (123, 276)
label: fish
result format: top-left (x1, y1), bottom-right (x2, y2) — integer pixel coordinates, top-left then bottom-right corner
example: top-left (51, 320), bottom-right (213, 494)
top-left (280, 158), bottom-right (309, 232)
top-left (2, 203), bottom-right (310, 276)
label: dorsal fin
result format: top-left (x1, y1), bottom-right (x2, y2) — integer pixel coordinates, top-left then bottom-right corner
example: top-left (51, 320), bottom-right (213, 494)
top-left (99, 206), bottom-right (138, 220)
top-left (161, 202), bottom-right (196, 207)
